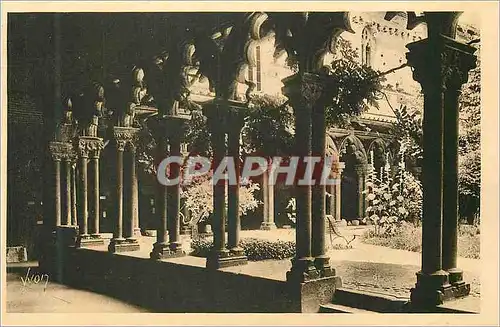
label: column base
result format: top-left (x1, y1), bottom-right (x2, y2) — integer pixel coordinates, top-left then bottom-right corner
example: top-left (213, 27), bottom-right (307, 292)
top-left (260, 222), bottom-right (277, 231)
top-left (286, 257), bottom-right (320, 283)
top-left (206, 249), bottom-right (248, 269)
top-left (150, 242), bottom-right (185, 260)
top-left (410, 270), bottom-right (469, 308)
top-left (314, 255), bottom-right (336, 278)
top-left (133, 228), bottom-right (142, 237)
top-left (180, 226), bottom-right (193, 235)
top-left (108, 237), bottom-right (140, 253)
top-left (77, 234), bottom-right (105, 247)
top-left (447, 267), bottom-right (464, 284)
top-left (288, 275), bottom-right (343, 313)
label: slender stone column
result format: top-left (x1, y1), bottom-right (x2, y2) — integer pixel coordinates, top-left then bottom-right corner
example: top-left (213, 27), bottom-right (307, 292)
top-left (311, 94), bottom-right (333, 277)
top-left (77, 149), bottom-right (89, 237)
top-left (283, 73), bottom-right (320, 282)
top-left (226, 108), bottom-right (247, 262)
top-left (132, 150), bottom-right (141, 237)
top-left (167, 130), bottom-right (182, 254)
top-left (64, 158), bottom-right (72, 226)
top-left (71, 162), bottom-right (77, 226)
top-left (90, 148), bottom-right (102, 236)
top-left (125, 144), bottom-right (139, 244)
top-left (206, 105), bottom-right (231, 268)
top-left (354, 164), bottom-right (368, 220)
top-left (407, 21), bottom-right (476, 306)
top-left (110, 127), bottom-right (140, 253)
top-left (109, 140), bottom-right (126, 251)
top-left (442, 47), bottom-right (477, 288)
top-left (54, 157), bottom-right (62, 227)
top-left (260, 169), bottom-right (277, 230)
top-left (150, 135), bottom-right (169, 259)
top-left (334, 162), bottom-right (345, 222)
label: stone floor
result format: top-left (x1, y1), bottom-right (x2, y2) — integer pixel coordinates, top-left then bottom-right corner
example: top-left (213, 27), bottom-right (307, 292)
top-left (5, 227), bottom-right (481, 313)
top-left (6, 263), bottom-right (149, 313)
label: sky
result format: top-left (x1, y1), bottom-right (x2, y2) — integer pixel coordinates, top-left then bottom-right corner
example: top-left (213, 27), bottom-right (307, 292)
top-left (460, 11), bottom-right (480, 26)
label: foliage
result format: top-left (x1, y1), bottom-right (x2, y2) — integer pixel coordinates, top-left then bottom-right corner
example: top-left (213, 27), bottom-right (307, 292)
top-left (389, 43), bottom-right (481, 224)
top-left (190, 237), bottom-right (295, 261)
top-left (362, 222), bottom-right (480, 259)
top-left (391, 104), bottom-right (423, 168)
top-left (458, 44), bottom-right (481, 223)
top-left (243, 94), bottom-right (295, 157)
top-left (323, 39), bottom-right (384, 127)
top-left (364, 149), bottom-right (423, 236)
top-left (184, 109), bottom-right (212, 157)
top-left (181, 172), bottom-right (261, 226)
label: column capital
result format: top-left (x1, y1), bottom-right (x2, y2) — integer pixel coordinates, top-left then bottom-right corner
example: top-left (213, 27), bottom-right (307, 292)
top-left (281, 72), bottom-right (329, 109)
top-left (76, 136), bottom-right (104, 158)
top-left (113, 126), bottom-right (139, 151)
top-left (406, 35), bottom-right (477, 92)
top-left (49, 141), bottom-right (74, 161)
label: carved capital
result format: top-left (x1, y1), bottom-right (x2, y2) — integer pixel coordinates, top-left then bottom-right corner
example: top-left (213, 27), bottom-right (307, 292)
top-left (406, 35), bottom-right (477, 92)
top-left (113, 126), bottom-right (140, 151)
top-left (77, 136), bottom-right (104, 159)
top-left (49, 141), bottom-right (74, 161)
top-left (282, 72), bottom-right (327, 109)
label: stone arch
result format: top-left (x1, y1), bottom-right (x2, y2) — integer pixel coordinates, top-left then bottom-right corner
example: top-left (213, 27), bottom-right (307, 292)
top-left (338, 134), bottom-right (368, 221)
top-left (339, 134), bottom-right (368, 165)
top-left (367, 138), bottom-right (388, 177)
top-left (326, 133), bottom-right (339, 158)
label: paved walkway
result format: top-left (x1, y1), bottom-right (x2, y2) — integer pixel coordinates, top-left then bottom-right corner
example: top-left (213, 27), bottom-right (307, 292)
top-left (6, 264), bottom-right (148, 313)
top-left (5, 227), bottom-right (480, 312)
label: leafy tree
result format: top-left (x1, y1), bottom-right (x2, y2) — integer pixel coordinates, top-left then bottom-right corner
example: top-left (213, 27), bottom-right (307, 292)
top-left (458, 44), bottom-right (481, 224)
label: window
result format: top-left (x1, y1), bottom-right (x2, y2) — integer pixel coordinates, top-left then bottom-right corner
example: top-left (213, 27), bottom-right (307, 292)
top-left (247, 45), bottom-right (262, 91)
top-left (361, 27), bottom-right (374, 67)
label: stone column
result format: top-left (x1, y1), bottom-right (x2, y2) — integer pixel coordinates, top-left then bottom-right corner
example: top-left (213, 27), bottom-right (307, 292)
top-left (226, 107), bottom-right (248, 264)
top-left (64, 158), bottom-right (72, 226)
top-left (110, 127), bottom-right (140, 253)
top-left (260, 168), bottom-right (277, 230)
top-left (406, 17), bottom-right (476, 307)
top-left (132, 149), bottom-right (141, 237)
top-left (71, 161), bottom-right (77, 226)
top-left (89, 144), bottom-right (103, 238)
top-left (76, 137), bottom-right (104, 247)
top-left (166, 117), bottom-right (187, 256)
top-left (206, 105), bottom-right (229, 268)
top-left (125, 143), bottom-right (140, 250)
top-left (354, 164), bottom-right (368, 220)
top-left (150, 135), bottom-right (169, 259)
top-left (311, 87), bottom-right (333, 277)
top-left (283, 73), bottom-right (321, 282)
top-left (54, 157), bottom-right (62, 227)
top-left (109, 139), bottom-right (126, 252)
top-left (441, 38), bottom-right (477, 291)
top-left (76, 142), bottom-right (89, 239)
top-left (333, 162), bottom-right (345, 222)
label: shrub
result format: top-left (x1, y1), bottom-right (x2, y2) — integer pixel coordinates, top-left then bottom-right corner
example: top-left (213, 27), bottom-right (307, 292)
top-left (190, 237), bottom-right (295, 261)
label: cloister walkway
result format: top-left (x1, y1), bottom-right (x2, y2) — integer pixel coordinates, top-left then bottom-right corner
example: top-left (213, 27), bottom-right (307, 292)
top-left (7, 226), bottom-right (480, 313)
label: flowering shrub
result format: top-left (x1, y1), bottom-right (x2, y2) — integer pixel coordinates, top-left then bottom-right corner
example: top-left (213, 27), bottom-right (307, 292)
top-left (190, 238), bottom-right (295, 261)
top-left (181, 172), bottom-right (260, 226)
top-left (365, 174), bottom-right (408, 237)
top-left (364, 147), bottom-right (423, 235)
